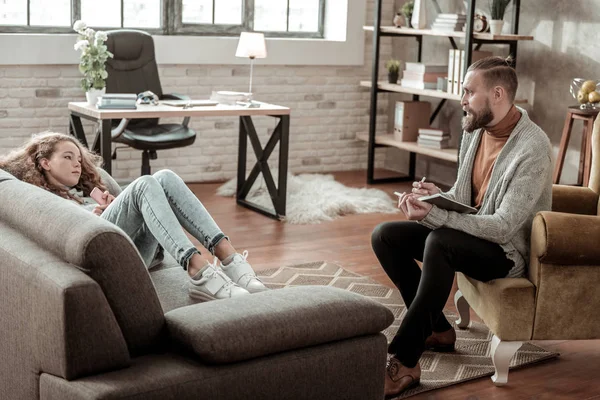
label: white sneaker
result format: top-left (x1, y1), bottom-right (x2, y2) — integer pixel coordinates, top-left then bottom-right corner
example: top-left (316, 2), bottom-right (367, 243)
top-left (188, 261), bottom-right (250, 301)
top-left (220, 250), bottom-right (269, 293)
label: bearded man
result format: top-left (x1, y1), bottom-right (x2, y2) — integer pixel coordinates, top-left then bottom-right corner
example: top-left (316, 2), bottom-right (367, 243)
top-left (370, 56), bottom-right (553, 397)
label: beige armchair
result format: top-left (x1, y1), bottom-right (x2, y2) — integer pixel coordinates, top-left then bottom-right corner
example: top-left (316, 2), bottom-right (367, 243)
top-left (454, 116), bottom-right (600, 385)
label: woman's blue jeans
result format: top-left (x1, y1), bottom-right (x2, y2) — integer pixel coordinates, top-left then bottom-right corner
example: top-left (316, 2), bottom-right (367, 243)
top-left (101, 169), bottom-right (227, 269)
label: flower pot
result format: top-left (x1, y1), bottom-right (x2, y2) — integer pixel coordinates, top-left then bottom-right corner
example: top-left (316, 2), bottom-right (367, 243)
top-left (403, 13), bottom-right (413, 28)
top-left (86, 87), bottom-right (106, 106)
top-left (388, 71), bottom-right (399, 84)
top-left (489, 19), bottom-right (504, 35)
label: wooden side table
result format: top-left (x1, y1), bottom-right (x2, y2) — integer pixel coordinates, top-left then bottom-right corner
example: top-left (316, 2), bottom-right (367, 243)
top-left (553, 106), bottom-right (599, 186)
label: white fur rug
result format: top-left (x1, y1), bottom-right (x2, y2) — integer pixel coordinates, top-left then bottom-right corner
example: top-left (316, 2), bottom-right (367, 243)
top-left (217, 173), bottom-right (399, 224)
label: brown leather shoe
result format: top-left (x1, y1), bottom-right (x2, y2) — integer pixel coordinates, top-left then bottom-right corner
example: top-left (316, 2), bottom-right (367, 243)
top-left (424, 328), bottom-right (456, 352)
top-left (384, 357), bottom-right (421, 398)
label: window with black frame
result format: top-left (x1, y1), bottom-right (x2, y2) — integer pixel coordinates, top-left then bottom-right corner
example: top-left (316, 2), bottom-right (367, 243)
top-left (0, 0), bottom-right (325, 38)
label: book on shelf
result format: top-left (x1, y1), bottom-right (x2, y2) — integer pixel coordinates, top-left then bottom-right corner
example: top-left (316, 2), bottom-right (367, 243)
top-left (417, 138), bottom-right (451, 149)
top-left (453, 48), bottom-right (462, 95)
top-left (447, 49), bottom-right (455, 94)
top-left (394, 101), bottom-right (431, 142)
top-left (435, 13), bottom-right (467, 21)
top-left (431, 13), bottom-right (466, 32)
top-left (400, 79), bottom-right (438, 90)
top-left (418, 128), bottom-right (446, 136)
top-left (418, 134), bottom-right (451, 141)
top-left (431, 23), bottom-right (466, 32)
top-left (404, 62), bottom-right (448, 73)
top-left (447, 50), bottom-right (494, 95)
top-left (402, 70), bottom-right (447, 83)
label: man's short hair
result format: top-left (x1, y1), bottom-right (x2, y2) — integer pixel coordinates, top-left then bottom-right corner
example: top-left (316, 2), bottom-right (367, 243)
top-left (467, 56), bottom-right (518, 102)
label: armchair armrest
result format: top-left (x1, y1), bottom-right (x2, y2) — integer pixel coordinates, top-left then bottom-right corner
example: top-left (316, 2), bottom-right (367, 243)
top-left (161, 93), bottom-right (191, 127)
top-left (164, 286), bottom-right (394, 364)
top-left (531, 211), bottom-right (600, 266)
top-left (552, 184), bottom-right (599, 215)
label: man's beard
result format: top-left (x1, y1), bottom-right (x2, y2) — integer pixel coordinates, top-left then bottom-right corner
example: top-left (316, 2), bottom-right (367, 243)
top-left (462, 101), bottom-right (494, 132)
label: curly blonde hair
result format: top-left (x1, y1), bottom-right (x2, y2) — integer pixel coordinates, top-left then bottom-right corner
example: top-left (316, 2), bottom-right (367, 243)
top-left (0, 132), bottom-right (107, 202)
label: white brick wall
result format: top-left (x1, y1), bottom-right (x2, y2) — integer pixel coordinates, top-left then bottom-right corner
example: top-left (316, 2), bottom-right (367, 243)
top-left (0, 0), bottom-right (396, 183)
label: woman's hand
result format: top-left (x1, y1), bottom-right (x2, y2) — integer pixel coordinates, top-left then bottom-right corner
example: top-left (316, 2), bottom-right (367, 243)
top-left (102, 191), bottom-right (116, 205)
top-left (93, 203), bottom-right (109, 216)
top-left (411, 181), bottom-right (441, 197)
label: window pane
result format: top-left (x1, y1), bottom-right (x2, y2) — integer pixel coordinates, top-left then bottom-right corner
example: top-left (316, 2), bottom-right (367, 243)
top-left (254, 0), bottom-right (286, 32)
top-left (289, 0), bottom-right (319, 32)
top-left (214, 0), bottom-right (241, 25)
top-left (124, 0), bottom-right (160, 28)
top-left (30, 0), bottom-right (70, 26)
top-left (0, 0), bottom-right (26, 25)
top-left (182, 0), bottom-right (212, 24)
top-left (81, 0), bottom-right (121, 28)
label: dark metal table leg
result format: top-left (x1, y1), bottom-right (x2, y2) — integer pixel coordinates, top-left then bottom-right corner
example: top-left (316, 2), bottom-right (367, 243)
top-left (236, 115), bottom-right (288, 220)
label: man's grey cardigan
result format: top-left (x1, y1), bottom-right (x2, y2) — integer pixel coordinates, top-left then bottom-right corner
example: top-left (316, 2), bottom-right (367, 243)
top-left (419, 107), bottom-right (553, 278)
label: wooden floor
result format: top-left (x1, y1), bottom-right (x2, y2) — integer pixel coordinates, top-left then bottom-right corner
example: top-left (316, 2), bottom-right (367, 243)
top-left (188, 170), bottom-right (600, 400)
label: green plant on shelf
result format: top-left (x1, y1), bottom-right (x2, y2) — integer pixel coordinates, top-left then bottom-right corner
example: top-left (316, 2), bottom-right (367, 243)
top-left (385, 59), bottom-right (401, 73)
top-left (401, 1), bottom-right (414, 27)
top-left (489, 0), bottom-right (512, 20)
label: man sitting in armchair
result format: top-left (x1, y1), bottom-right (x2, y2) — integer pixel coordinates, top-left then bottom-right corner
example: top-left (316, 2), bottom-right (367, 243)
top-left (370, 56), bottom-right (554, 397)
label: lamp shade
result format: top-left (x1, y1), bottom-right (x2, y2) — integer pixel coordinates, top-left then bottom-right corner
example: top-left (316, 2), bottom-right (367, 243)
top-left (235, 32), bottom-right (267, 59)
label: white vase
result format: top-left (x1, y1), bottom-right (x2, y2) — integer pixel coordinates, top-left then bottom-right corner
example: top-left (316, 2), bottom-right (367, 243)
top-left (489, 20), bottom-right (504, 35)
top-left (411, 0), bottom-right (427, 29)
top-left (85, 87), bottom-right (106, 106)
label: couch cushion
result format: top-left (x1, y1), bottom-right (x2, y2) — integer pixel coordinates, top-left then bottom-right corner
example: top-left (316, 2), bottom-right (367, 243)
top-left (164, 285), bottom-right (394, 364)
top-left (40, 335), bottom-right (386, 400)
top-left (457, 273), bottom-right (535, 341)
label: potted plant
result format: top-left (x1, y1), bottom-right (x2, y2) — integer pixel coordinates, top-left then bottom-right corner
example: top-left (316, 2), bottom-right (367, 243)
top-left (488, 0), bottom-right (512, 34)
top-left (401, 1), bottom-right (414, 28)
top-left (73, 20), bottom-right (113, 106)
top-left (385, 59), bottom-right (401, 84)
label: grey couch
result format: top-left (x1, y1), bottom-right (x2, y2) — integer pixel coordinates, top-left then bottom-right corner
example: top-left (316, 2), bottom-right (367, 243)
top-left (0, 168), bottom-right (394, 400)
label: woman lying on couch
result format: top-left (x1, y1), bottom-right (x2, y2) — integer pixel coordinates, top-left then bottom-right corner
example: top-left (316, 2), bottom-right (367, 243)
top-left (0, 132), bottom-right (267, 300)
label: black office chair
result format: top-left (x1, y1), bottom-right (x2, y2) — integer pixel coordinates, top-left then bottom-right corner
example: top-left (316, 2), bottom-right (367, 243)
top-left (105, 29), bottom-right (196, 175)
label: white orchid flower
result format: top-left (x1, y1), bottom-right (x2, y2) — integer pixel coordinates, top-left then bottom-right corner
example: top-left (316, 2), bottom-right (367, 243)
top-left (95, 31), bottom-right (108, 42)
top-left (73, 20), bottom-right (87, 32)
top-left (74, 40), bottom-right (89, 51)
top-left (84, 28), bottom-right (95, 40)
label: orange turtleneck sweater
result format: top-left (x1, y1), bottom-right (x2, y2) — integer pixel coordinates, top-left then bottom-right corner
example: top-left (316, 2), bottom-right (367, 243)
top-left (471, 105), bottom-right (521, 208)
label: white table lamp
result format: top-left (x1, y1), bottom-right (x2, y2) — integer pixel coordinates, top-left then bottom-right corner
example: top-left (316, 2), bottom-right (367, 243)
top-left (235, 32), bottom-right (267, 96)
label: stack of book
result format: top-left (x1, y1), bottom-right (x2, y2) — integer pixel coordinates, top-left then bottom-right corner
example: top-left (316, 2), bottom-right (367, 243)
top-left (400, 62), bottom-right (448, 90)
top-left (97, 93), bottom-right (137, 109)
top-left (430, 13), bottom-right (467, 32)
top-left (210, 90), bottom-right (252, 105)
top-left (417, 128), bottom-right (451, 149)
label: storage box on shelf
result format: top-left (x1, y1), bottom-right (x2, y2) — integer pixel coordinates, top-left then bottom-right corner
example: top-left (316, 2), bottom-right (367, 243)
top-left (361, 0), bottom-right (532, 184)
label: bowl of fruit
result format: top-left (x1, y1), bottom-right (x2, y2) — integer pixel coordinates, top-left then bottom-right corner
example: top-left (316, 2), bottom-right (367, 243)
top-left (571, 78), bottom-right (600, 109)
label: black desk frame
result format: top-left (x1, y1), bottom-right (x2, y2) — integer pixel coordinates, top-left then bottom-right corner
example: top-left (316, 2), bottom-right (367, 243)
top-left (68, 111), bottom-right (289, 220)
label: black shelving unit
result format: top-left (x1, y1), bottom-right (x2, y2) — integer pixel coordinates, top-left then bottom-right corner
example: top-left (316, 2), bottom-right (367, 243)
top-left (364, 0), bottom-right (526, 184)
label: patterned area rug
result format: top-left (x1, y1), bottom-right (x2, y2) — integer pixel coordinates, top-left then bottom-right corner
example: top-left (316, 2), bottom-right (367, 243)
top-left (257, 262), bottom-right (559, 399)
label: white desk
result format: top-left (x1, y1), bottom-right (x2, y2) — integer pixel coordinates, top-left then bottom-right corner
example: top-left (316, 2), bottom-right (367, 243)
top-left (68, 101), bottom-right (291, 219)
